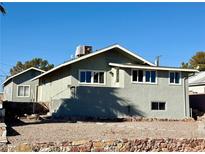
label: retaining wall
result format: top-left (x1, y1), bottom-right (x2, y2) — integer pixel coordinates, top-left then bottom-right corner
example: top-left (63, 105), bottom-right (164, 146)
top-left (1, 138), bottom-right (205, 152)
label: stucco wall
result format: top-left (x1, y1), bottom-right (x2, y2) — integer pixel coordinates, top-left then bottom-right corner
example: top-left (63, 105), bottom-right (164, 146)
top-left (123, 69), bottom-right (189, 119)
top-left (38, 66), bottom-right (72, 103)
top-left (3, 81), bottom-right (13, 101)
top-left (38, 49), bottom-right (190, 119)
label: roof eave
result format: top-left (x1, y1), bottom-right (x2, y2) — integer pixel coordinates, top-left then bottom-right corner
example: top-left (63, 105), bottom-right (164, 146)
top-left (109, 63), bottom-right (199, 73)
top-left (2, 67), bottom-right (45, 86)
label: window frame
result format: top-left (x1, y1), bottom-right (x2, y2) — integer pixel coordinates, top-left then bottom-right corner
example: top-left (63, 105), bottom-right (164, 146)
top-left (116, 67), bottom-right (120, 83)
top-left (17, 85), bottom-right (30, 97)
top-left (169, 71), bottom-right (181, 85)
top-left (79, 69), bottom-right (106, 85)
top-left (131, 69), bottom-right (157, 85)
top-left (151, 101), bottom-right (166, 111)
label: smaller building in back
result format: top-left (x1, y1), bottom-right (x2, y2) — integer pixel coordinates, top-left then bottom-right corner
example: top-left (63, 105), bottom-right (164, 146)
top-left (2, 67), bottom-right (45, 103)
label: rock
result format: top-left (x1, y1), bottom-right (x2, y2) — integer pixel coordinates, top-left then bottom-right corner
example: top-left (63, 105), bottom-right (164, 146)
top-left (121, 138), bottom-right (128, 143)
top-left (161, 143), bottom-right (167, 148)
top-left (161, 148), bottom-right (169, 152)
top-left (72, 140), bottom-right (89, 146)
top-left (0, 144), bottom-right (7, 152)
top-left (104, 140), bottom-right (115, 145)
top-left (116, 143), bottom-right (123, 149)
top-left (70, 146), bottom-right (79, 152)
top-left (134, 139), bottom-right (141, 145)
top-left (16, 143), bottom-right (32, 152)
top-left (93, 141), bottom-right (105, 148)
top-left (119, 143), bottom-right (131, 152)
top-left (40, 148), bottom-right (51, 152)
top-left (93, 148), bottom-right (105, 152)
top-left (78, 145), bottom-right (91, 152)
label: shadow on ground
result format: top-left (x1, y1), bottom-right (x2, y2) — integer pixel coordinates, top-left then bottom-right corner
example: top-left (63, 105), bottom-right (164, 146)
top-left (4, 86), bottom-right (145, 137)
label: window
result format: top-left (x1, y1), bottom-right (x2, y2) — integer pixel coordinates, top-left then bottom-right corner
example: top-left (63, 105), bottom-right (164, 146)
top-left (169, 72), bottom-right (180, 84)
top-left (80, 71), bottom-right (92, 83)
top-left (145, 71), bottom-right (156, 83)
top-left (79, 70), bottom-right (105, 84)
top-left (132, 69), bottom-right (157, 84)
top-left (94, 72), bottom-right (104, 84)
top-left (138, 70), bottom-right (143, 82)
top-left (17, 85), bottom-right (30, 97)
top-left (132, 70), bottom-right (138, 82)
top-left (151, 102), bottom-right (166, 110)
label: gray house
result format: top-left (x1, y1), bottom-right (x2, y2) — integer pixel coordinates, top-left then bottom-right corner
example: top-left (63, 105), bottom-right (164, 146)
top-left (32, 44), bottom-right (198, 119)
top-left (2, 67), bottom-right (45, 102)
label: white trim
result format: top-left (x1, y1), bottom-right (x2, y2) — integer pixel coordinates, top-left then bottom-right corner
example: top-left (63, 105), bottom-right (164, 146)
top-left (31, 44), bottom-right (155, 81)
top-left (78, 69), bottom-right (106, 85)
top-left (109, 63), bottom-right (199, 73)
top-left (168, 71), bottom-right (182, 86)
top-left (131, 69), bottom-right (158, 85)
top-left (2, 67), bottom-right (45, 85)
top-left (16, 85), bottom-right (30, 97)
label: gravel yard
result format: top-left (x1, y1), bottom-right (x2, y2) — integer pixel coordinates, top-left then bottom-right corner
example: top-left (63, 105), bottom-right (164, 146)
top-left (7, 120), bottom-right (205, 145)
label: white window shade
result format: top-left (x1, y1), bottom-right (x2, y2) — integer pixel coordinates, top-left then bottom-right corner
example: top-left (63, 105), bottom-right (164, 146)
top-left (24, 86), bottom-right (29, 96)
top-left (18, 86), bottom-right (24, 96)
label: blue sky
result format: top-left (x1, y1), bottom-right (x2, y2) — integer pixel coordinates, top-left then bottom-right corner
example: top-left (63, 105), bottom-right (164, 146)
top-left (0, 2), bottom-right (205, 88)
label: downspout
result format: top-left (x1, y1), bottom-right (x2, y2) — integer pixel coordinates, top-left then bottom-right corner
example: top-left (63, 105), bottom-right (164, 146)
top-left (184, 72), bottom-right (196, 118)
top-left (184, 77), bottom-right (187, 117)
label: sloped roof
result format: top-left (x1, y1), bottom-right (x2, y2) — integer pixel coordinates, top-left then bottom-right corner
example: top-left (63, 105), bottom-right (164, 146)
top-left (188, 71), bottom-right (205, 86)
top-left (31, 44), bottom-right (155, 81)
top-left (2, 67), bottom-right (45, 85)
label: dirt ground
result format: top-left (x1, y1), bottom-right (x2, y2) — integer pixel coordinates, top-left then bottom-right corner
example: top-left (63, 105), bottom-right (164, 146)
top-left (7, 120), bottom-right (205, 145)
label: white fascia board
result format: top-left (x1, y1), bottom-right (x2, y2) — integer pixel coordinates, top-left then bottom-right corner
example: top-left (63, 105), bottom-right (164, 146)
top-left (31, 44), bottom-right (155, 81)
top-left (109, 63), bottom-right (199, 73)
top-left (189, 82), bottom-right (205, 86)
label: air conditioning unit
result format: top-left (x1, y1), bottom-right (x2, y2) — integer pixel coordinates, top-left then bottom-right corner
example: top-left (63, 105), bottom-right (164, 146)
top-left (75, 45), bottom-right (92, 58)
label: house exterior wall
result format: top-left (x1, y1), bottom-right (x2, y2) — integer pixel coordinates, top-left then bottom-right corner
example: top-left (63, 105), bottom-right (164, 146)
top-left (122, 70), bottom-right (189, 119)
top-left (38, 66), bottom-right (72, 103)
top-left (3, 82), bottom-right (13, 101)
top-left (38, 49), bottom-right (190, 119)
